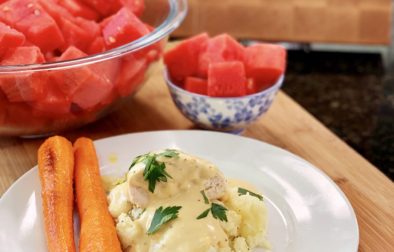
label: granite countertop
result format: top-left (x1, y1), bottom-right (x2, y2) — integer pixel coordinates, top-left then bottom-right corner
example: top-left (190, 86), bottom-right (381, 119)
top-left (283, 50), bottom-right (393, 180)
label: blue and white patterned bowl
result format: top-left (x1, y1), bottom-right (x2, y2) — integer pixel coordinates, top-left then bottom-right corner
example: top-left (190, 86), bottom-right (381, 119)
top-left (164, 69), bottom-right (284, 134)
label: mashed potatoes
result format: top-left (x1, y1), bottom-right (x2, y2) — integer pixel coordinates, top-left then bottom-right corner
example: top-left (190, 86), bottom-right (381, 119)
top-left (105, 150), bottom-right (269, 252)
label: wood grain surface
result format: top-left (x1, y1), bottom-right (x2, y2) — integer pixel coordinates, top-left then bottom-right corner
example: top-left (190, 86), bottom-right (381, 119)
top-left (0, 62), bottom-right (393, 251)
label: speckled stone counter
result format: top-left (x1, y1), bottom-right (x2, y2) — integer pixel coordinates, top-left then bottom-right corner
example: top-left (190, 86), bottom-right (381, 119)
top-left (283, 50), bottom-right (393, 180)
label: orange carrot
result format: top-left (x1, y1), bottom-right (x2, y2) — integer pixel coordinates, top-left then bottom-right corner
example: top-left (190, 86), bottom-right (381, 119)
top-left (38, 136), bottom-right (76, 252)
top-left (74, 137), bottom-right (122, 252)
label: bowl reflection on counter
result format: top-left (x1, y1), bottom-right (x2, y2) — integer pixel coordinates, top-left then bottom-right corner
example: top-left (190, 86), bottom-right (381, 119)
top-left (0, 0), bottom-right (187, 137)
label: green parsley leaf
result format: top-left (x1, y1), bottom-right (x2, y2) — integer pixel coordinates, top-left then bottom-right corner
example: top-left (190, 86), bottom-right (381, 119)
top-left (159, 149), bottom-right (179, 158)
top-left (238, 187), bottom-right (263, 201)
top-left (129, 151), bottom-right (175, 193)
top-left (129, 154), bottom-right (147, 170)
top-left (196, 203), bottom-right (228, 222)
top-left (200, 190), bottom-right (209, 204)
top-left (196, 208), bottom-right (210, 219)
top-left (143, 155), bottom-right (172, 193)
top-left (147, 206), bottom-right (181, 235)
top-left (211, 203), bottom-right (228, 222)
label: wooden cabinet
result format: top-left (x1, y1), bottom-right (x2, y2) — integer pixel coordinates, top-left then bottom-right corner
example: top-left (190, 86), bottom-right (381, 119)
top-left (173, 0), bottom-right (392, 45)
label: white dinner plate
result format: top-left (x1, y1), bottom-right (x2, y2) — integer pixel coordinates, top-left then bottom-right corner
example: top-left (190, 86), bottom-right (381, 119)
top-left (0, 130), bottom-right (358, 252)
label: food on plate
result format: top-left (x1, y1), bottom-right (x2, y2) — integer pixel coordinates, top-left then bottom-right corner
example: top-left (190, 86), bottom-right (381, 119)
top-left (74, 137), bottom-right (122, 252)
top-left (0, 0), bottom-right (162, 135)
top-left (164, 33), bottom-right (286, 97)
top-left (37, 136), bottom-right (76, 252)
top-left (106, 149), bottom-right (269, 251)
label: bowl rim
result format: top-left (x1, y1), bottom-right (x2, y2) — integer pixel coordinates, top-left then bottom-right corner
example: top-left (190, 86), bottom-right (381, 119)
top-left (163, 67), bottom-right (284, 100)
top-left (0, 0), bottom-right (188, 73)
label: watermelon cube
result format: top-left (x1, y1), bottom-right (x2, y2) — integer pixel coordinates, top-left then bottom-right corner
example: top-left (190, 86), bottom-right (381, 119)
top-left (198, 34), bottom-right (245, 77)
top-left (58, 16), bottom-right (100, 52)
top-left (185, 77), bottom-right (207, 95)
top-left (54, 46), bottom-right (113, 110)
top-left (80, 0), bottom-right (122, 16)
top-left (164, 33), bottom-right (209, 82)
top-left (31, 84), bottom-right (71, 115)
top-left (246, 78), bottom-right (256, 95)
top-left (71, 74), bottom-right (112, 110)
top-left (0, 22), bottom-right (25, 56)
top-left (102, 7), bottom-right (150, 49)
top-left (38, 0), bottom-right (74, 23)
top-left (244, 44), bottom-right (286, 89)
top-left (57, 0), bottom-right (99, 20)
top-left (207, 61), bottom-right (246, 97)
top-left (0, 46), bottom-right (46, 102)
top-left (0, 92), bottom-right (6, 125)
top-left (0, 0), bottom-right (65, 52)
top-left (1, 46), bottom-right (45, 65)
top-left (0, 0), bottom-right (34, 24)
top-left (121, 0), bottom-right (145, 16)
top-left (116, 55), bottom-right (147, 97)
top-left (53, 46), bottom-right (91, 95)
top-left (87, 36), bottom-right (106, 54)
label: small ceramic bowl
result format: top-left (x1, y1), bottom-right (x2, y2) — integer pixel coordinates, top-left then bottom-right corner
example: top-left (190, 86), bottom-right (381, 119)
top-left (164, 69), bottom-right (284, 133)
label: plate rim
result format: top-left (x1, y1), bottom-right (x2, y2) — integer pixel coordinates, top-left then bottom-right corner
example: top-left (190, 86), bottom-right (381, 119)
top-left (0, 130), bottom-right (359, 251)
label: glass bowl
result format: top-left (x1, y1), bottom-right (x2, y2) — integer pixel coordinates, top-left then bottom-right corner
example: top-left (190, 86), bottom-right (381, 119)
top-left (164, 68), bottom-right (284, 134)
top-left (0, 0), bottom-right (187, 137)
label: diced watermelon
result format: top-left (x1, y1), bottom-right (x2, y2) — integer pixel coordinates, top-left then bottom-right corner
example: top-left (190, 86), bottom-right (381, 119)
top-left (134, 24), bottom-right (163, 63)
top-left (246, 78), bottom-right (256, 95)
top-left (6, 103), bottom-right (41, 126)
top-left (79, 0), bottom-right (122, 16)
top-left (198, 34), bottom-right (245, 77)
top-left (185, 77), bottom-right (207, 95)
top-left (0, 92), bottom-right (6, 125)
top-left (244, 44), bottom-right (286, 89)
top-left (0, 0), bottom-right (34, 24)
top-left (31, 83), bottom-right (71, 115)
top-left (87, 36), bottom-right (106, 54)
top-left (121, 0), bottom-right (144, 16)
top-left (58, 17), bottom-right (99, 52)
top-left (0, 22), bottom-right (25, 56)
top-left (57, 0), bottom-right (100, 20)
top-left (1, 45), bottom-right (45, 65)
top-left (0, 0), bottom-right (65, 52)
top-left (53, 46), bottom-right (90, 94)
top-left (71, 73), bottom-right (112, 110)
top-left (38, 0), bottom-right (74, 23)
top-left (102, 7), bottom-right (150, 49)
top-left (99, 15), bottom-right (112, 29)
top-left (164, 33), bottom-right (209, 83)
top-left (0, 46), bottom-right (46, 102)
top-left (53, 46), bottom-right (113, 110)
top-left (207, 61), bottom-right (246, 97)
top-left (116, 54), bottom-right (147, 97)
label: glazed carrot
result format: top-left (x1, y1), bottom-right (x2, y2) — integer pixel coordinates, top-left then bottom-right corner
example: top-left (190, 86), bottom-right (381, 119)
top-left (38, 136), bottom-right (76, 252)
top-left (74, 137), bottom-right (122, 252)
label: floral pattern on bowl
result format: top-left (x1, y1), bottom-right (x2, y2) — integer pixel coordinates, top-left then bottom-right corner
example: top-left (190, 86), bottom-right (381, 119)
top-left (164, 69), bottom-right (284, 133)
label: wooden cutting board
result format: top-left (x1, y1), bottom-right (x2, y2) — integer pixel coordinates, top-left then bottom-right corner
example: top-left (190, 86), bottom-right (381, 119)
top-left (173, 0), bottom-right (392, 45)
top-left (0, 62), bottom-right (393, 251)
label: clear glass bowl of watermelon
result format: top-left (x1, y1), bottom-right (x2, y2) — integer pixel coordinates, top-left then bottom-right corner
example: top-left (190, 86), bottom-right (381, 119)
top-left (0, 0), bottom-right (187, 137)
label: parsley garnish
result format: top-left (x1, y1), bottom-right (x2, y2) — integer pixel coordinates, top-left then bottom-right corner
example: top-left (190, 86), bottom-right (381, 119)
top-left (143, 155), bottom-right (172, 192)
top-left (147, 206), bottom-right (181, 234)
top-left (129, 154), bottom-right (146, 170)
top-left (197, 208), bottom-right (210, 219)
top-left (238, 187), bottom-right (263, 201)
top-left (158, 149), bottom-right (179, 158)
top-left (196, 203), bottom-right (228, 222)
top-left (129, 150), bottom-right (179, 193)
top-left (200, 190), bottom-right (209, 204)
